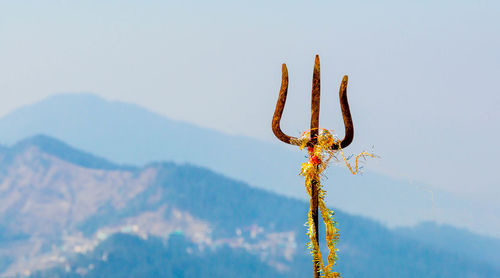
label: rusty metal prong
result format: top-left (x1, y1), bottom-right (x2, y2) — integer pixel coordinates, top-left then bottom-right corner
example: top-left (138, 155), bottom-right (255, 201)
top-left (309, 55), bottom-right (321, 147)
top-left (332, 75), bottom-right (354, 150)
top-left (309, 55), bottom-right (321, 278)
top-left (272, 63), bottom-right (299, 145)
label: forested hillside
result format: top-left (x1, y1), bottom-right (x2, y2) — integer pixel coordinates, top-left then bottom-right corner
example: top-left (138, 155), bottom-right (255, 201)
top-left (0, 136), bottom-right (498, 277)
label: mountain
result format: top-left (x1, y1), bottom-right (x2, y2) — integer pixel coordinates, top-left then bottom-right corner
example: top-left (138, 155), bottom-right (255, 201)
top-left (0, 93), bottom-right (304, 198)
top-left (394, 222), bottom-right (500, 267)
top-left (0, 93), bottom-right (469, 232)
top-left (0, 135), bottom-right (499, 277)
top-left (30, 233), bottom-right (283, 278)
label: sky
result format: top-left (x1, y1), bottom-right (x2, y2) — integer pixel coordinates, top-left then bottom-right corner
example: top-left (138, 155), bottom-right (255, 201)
top-left (1, 1), bottom-right (499, 235)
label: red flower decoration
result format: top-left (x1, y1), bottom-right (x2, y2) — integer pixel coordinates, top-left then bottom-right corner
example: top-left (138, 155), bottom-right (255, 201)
top-left (309, 155), bottom-right (321, 165)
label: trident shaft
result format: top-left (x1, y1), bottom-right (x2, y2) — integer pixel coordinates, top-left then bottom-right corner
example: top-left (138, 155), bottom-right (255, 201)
top-left (272, 55), bottom-right (354, 278)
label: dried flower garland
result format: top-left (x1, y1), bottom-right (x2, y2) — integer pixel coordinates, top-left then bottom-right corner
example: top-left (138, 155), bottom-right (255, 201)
top-left (293, 128), bottom-right (375, 278)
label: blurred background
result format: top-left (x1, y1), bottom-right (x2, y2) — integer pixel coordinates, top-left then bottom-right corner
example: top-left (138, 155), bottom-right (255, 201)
top-left (0, 1), bottom-right (499, 277)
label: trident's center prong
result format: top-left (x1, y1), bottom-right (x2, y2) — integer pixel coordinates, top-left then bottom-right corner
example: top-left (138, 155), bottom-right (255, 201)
top-left (310, 55), bottom-right (321, 146)
top-left (309, 55), bottom-right (322, 278)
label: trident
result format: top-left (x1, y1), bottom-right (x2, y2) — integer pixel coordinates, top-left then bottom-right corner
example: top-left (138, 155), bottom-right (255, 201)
top-left (272, 55), bottom-right (354, 277)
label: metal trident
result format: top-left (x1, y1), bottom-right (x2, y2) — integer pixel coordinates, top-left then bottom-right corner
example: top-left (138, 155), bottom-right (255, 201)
top-left (272, 55), bottom-right (354, 278)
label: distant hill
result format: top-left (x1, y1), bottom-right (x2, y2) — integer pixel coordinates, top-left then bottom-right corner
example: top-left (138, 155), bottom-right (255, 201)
top-left (7, 135), bottom-right (133, 171)
top-left (0, 135), bottom-right (498, 277)
top-left (0, 93), bottom-right (305, 197)
top-left (395, 222), bottom-right (500, 267)
top-left (30, 234), bottom-right (283, 278)
top-left (0, 93), bottom-right (466, 231)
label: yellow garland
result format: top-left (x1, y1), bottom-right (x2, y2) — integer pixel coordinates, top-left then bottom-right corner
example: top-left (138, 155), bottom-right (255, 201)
top-left (296, 129), bottom-right (375, 278)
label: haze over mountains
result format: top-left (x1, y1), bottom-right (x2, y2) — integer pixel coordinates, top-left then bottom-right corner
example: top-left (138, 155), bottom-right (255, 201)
top-left (0, 135), bottom-right (498, 277)
top-left (0, 93), bottom-right (491, 238)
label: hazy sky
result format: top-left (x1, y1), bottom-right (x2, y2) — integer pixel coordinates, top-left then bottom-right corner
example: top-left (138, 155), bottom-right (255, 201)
top-left (1, 1), bottom-right (499, 233)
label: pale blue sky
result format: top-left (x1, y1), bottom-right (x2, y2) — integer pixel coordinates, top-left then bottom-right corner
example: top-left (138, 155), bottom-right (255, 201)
top-left (1, 1), bottom-right (499, 235)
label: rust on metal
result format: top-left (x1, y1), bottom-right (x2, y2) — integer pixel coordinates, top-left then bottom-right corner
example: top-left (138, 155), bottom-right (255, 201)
top-left (309, 55), bottom-right (321, 278)
top-left (310, 54), bottom-right (321, 143)
top-left (335, 75), bottom-right (354, 150)
top-left (271, 55), bottom-right (354, 278)
top-left (272, 64), bottom-right (298, 145)
top-left (272, 55), bottom-right (354, 149)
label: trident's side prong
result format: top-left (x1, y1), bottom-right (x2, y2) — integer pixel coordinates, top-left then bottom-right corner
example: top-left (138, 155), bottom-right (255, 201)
top-left (334, 75), bottom-right (354, 150)
top-left (272, 56), bottom-right (355, 149)
top-left (272, 63), bottom-right (299, 145)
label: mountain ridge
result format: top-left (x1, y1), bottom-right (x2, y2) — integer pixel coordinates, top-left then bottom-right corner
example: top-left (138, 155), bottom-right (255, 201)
top-left (10, 134), bottom-right (135, 171)
top-left (0, 135), bottom-right (498, 277)
top-left (0, 93), bottom-right (481, 236)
